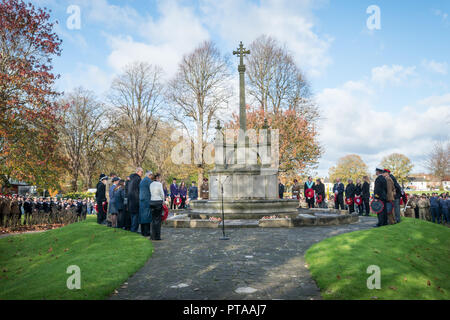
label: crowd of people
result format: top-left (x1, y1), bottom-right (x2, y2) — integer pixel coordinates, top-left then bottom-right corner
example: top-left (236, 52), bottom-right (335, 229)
top-left (278, 169), bottom-right (449, 228)
top-left (94, 169), bottom-right (210, 241)
top-left (406, 193), bottom-right (449, 224)
top-left (0, 195), bottom-right (92, 229)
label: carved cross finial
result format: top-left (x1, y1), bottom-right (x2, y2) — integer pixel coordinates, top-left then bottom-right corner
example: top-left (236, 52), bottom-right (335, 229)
top-left (233, 41), bottom-right (250, 65)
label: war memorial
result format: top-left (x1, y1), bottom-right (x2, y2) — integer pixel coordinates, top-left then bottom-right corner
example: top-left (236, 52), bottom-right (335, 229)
top-left (167, 42), bottom-right (359, 229)
top-left (1, 0), bottom-right (448, 308)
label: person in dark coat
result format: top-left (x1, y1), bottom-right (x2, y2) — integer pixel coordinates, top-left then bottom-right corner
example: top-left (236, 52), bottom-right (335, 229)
top-left (333, 178), bottom-right (345, 210)
top-left (278, 180), bottom-right (285, 199)
top-left (139, 171), bottom-right (153, 237)
top-left (95, 174), bottom-right (108, 224)
top-left (23, 197), bottom-right (33, 225)
top-left (304, 176), bottom-right (316, 208)
top-left (188, 182), bottom-right (198, 201)
top-left (354, 179), bottom-right (363, 215)
top-left (362, 176), bottom-right (371, 216)
top-left (114, 180), bottom-right (126, 229)
top-left (314, 178), bottom-right (326, 208)
top-left (127, 168), bottom-right (143, 233)
top-left (122, 176), bottom-right (131, 230)
top-left (170, 178), bottom-right (179, 210)
top-left (374, 168), bottom-right (388, 227)
top-left (345, 179), bottom-right (356, 214)
top-left (179, 182), bottom-right (187, 209)
top-left (109, 177), bottom-right (120, 227)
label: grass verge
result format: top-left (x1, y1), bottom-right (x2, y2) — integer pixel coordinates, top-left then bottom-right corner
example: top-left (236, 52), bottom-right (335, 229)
top-left (305, 218), bottom-right (450, 300)
top-left (0, 216), bottom-right (153, 300)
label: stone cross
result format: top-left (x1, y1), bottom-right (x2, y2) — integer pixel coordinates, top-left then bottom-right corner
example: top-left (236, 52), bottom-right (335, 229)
top-left (233, 41), bottom-right (250, 132)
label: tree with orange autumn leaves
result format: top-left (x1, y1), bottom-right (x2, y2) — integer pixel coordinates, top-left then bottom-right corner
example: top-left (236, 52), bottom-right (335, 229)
top-left (0, 0), bottom-right (66, 191)
top-left (227, 105), bottom-right (322, 182)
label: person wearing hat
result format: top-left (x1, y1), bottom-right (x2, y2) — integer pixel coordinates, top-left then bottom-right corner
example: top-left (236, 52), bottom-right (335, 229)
top-left (106, 172), bottom-right (118, 227)
top-left (383, 170), bottom-right (396, 225)
top-left (109, 177), bottom-right (120, 227)
top-left (201, 178), bottom-right (209, 200)
top-left (374, 168), bottom-right (388, 227)
top-left (96, 174), bottom-right (108, 224)
top-left (384, 169), bottom-right (402, 223)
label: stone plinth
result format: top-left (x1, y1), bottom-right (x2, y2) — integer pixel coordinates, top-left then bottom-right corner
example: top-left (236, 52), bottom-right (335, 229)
top-left (209, 167), bottom-right (278, 201)
top-left (189, 199), bottom-right (298, 219)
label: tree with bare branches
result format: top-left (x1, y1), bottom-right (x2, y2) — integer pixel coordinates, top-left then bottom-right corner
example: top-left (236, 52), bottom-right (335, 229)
top-left (59, 87), bottom-right (108, 191)
top-left (246, 35), bottom-right (316, 121)
top-left (109, 62), bottom-right (165, 168)
top-left (425, 140), bottom-right (450, 189)
top-left (167, 41), bottom-right (232, 191)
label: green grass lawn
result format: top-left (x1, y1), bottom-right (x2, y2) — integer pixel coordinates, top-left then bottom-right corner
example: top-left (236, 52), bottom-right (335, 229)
top-left (305, 218), bottom-right (450, 300)
top-left (0, 216), bottom-right (153, 300)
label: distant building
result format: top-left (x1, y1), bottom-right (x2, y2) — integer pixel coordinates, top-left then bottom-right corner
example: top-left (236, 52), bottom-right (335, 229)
top-left (405, 173), bottom-right (450, 191)
top-left (5, 179), bottom-right (37, 195)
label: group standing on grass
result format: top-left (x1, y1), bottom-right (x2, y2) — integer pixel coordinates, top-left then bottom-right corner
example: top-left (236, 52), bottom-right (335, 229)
top-left (94, 169), bottom-right (209, 241)
top-left (95, 169), bottom-right (166, 241)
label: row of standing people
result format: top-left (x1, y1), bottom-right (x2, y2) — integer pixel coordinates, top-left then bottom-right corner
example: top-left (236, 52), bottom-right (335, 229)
top-left (95, 169), bottom-right (168, 241)
top-left (0, 195), bottom-right (88, 228)
top-left (281, 177), bottom-right (327, 209)
top-left (407, 193), bottom-right (450, 224)
top-left (168, 178), bottom-right (210, 210)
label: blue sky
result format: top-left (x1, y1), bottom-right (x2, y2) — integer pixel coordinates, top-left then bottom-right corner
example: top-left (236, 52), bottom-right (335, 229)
top-left (32, 0), bottom-right (450, 177)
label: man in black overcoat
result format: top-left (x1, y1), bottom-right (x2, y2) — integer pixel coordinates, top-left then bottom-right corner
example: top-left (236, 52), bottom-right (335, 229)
top-left (374, 168), bottom-right (388, 227)
top-left (96, 174), bottom-right (108, 224)
top-left (345, 179), bottom-right (356, 214)
top-left (127, 167), bottom-right (143, 233)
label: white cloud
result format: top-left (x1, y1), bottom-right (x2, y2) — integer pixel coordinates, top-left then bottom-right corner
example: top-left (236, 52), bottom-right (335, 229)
top-left (199, 0), bottom-right (333, 78)
top-left (421, 59), bottom-right (448, 75)
top-left (57, 63), bottom-right (113, 96)
top-left (371, 64), bottom-right (417, 87)
top-left (105, 1), bottom-right (210, 78)
top-left (316, 82), bottom-right (450, 177)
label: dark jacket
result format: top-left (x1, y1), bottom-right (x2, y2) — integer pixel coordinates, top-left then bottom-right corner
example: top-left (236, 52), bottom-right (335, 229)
top-left (96, 182), bottom-right (106, 203)
top-left (127, 173), bottom-right (141, 215)
top-left (113, 187), bottom-right (125, 211)
top-left (188, 186), bottom-right (198, 200)
top-left (139, 176), bottom-right (152, 224)
top-left (362, 181), bottom-right (370, 199)
top-left (355, 183), bottom-right (362, 196)
top-left (179, 186), bottom-right (187, 198)
top-left (170, 183), bottom-right (179, 197)
top-left (304, 181), bottom-right (315, 198)
top-left (389, 174), bottom-right (402, 199)
top-left (278, 183), bottom-right (285, 197)
top-left (333, 183), bottom-right (344, 195)
top-left (314, 183), bottom-right (325, 197)
top-left (430, 196), bottom-right (440, 209)
top-left (345, 183), bottom-right (356, 199)
top-left (374, 175), bottom-right (387, 202)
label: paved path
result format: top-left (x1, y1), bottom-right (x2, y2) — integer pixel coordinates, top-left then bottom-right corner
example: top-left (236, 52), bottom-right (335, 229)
top-left (110, 216), bottom-right (377, 300)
